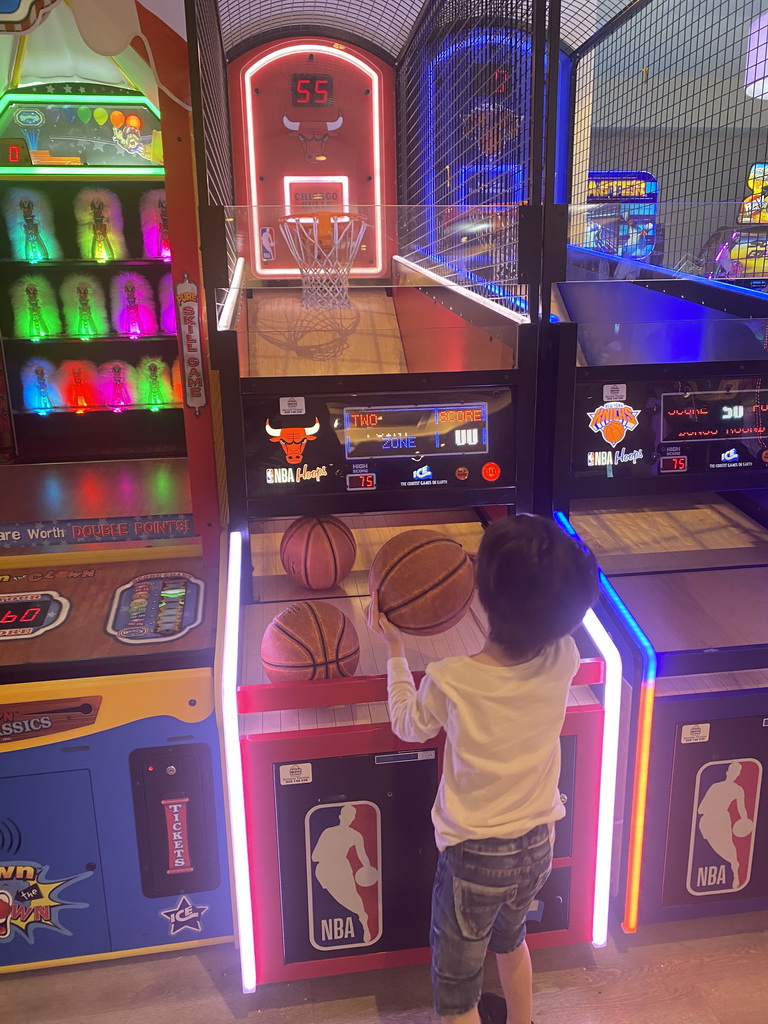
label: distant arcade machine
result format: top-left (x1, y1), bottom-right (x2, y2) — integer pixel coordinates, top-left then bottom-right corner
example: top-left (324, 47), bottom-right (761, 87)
top-left (583, 171), bottom-right (658, 262)
top-left (693, 164), bottom-right (768, 289)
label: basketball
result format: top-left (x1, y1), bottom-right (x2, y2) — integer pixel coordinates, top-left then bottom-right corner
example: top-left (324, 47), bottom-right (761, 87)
top-left (733, 818), bottom-right (754, 838)
top-left (602, 421), bottom-right (625, 446)
top-left (369, 529), bottom-right (475, 636)
top-left (261, 601), bottom-right (360, 683)
top-left (355, 865), bottom-right (379, 887)
top-left (280, 515), bottom-right (356, 590)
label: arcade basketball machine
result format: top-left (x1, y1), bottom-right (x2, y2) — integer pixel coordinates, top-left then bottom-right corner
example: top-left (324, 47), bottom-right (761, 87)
top-left (186, 0), bottom-right (622, 990)
top-left (549, 0), bottom-right (768, 936)
top-left (0, 1), bottom-right (231, 973)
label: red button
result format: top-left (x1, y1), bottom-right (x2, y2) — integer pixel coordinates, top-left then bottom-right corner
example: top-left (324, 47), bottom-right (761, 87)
top-left (482, 462), bottom-right (501, 482)
top-left (455, 466), bottom-right (469, 481)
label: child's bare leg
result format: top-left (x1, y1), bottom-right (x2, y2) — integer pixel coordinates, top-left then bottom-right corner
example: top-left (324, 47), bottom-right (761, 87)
top-left (442, 1008), bottom-right (481, 1024)
top-left (495, 940), bottom-right (533, 1024)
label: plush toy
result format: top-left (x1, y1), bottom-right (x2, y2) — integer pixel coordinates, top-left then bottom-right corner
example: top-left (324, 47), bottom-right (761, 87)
top-left (60, 274), bottom-right (109, 339)
top-left (3, 188), bottom-right (61, 262)
top-left (57, 360), bottom-right (100, 412)
top-left (74, 187), bottom-right (127, 261)
top-left (98, 360), bottom-right (137, 411)
top-left (110, 272), bottom-right (157, 337)
top-left (21, 358), bottom-right (60, 413)
top-left (140, 188), bottom-right (171, 260)
top-left (136, 355), bottom-right (174, 408)
top-left (11, 275), bottom-right (62, 340)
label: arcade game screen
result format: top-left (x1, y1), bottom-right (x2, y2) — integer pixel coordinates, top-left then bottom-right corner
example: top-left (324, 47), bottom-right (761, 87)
top-left (583, 170), bottom-right (658, 260)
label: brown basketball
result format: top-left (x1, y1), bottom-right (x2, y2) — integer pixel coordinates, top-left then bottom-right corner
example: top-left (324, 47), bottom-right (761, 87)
top-left (280, 515), bottom-right (356, 590)
top-left (369, 529), bottom-right (475, 636)
top-left (261, 600), bottom-right (360, 683)
top-left (601, 421), bottom-right (625, 446)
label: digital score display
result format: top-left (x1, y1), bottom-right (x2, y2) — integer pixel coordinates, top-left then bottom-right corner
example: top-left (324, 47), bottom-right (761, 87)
top-left (0, 138), bottom-right (32, 166)
top-left (659, 455), bottom-right (688, 473)
top-left (346, 473), bottom-right (377, 490)
top-left (471, 62), bottom-right (513, 97)
top-left (290, 73), bottom-right (334, 107)
top-left (662, 390), bottom-right (768, 443)
top-left (343, 404), bottom-right (489, 460)
top-left (0, 598), bottom-right (51, 627)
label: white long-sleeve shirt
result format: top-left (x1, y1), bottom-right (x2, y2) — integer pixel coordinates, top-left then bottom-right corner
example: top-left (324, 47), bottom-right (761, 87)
top-left (387, 637), bottom-right (580, 850)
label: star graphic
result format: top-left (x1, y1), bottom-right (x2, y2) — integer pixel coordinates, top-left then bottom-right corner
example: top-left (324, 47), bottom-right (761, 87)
top-left (160, 895), bottom-right (208, 935)
top-left (79, 87), bottom-right (86, 93)
top-left (63, 85), bottom-right (72, 94)
top-left (46, 85), bottom-right (54, 93)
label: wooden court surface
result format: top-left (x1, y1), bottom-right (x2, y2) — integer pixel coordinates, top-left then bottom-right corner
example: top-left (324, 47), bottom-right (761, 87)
top-left (242, 510), bottom-right (597, 734)
top-left (572, 493), bottom-right (768, 696)
top-left (0, 556), bottom-right (216, 668)
top-left (571, 493), bottom-right (768, 573)
top-left (241, 288), bottom-right (407, 377)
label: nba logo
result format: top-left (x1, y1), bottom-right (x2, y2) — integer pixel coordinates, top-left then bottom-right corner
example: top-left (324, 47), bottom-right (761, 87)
top-left (686, 758), bottom-right (762, 895)
top-left (305, 801), bottom-right (382, 950)
top-left (260, 226), bottom-right (276, 261)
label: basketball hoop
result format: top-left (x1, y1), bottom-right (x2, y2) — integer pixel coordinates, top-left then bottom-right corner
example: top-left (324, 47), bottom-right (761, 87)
top-left (279, 212), bottom-right (367, 310)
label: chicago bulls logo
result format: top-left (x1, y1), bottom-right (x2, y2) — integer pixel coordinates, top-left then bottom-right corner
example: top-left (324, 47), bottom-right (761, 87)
top-left (283, 113), bottom-right (343, 162)
top-left (266, 418), bottom-right (320, 464)
top-left (587, 402), bottom-right (641, 448)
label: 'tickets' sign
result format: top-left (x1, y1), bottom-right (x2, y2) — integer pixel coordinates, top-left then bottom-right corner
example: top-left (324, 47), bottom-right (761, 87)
top-left (162, 798), bottom-right (195, 875)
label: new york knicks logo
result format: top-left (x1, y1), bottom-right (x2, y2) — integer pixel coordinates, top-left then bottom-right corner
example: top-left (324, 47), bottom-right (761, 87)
top-left (587, 402), bottom-right (641, 448)
top-left (686, 758), bottom-right (762, 895)
top-left (305, 801), bottom-right (382, 950)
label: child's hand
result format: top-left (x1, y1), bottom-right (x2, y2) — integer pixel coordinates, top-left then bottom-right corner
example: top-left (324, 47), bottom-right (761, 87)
top-left (366, 591), bottom-right (406, 657)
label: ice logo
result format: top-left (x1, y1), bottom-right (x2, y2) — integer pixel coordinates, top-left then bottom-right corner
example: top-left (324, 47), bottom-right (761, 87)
top-left (721, 448), bottom-right (739, 462)
top-left (686, 758), bottom-right (762, 895)
top-left (413, 465), bottom-right (432, 480)
top-left (305, 801), bottom-right (382, 950)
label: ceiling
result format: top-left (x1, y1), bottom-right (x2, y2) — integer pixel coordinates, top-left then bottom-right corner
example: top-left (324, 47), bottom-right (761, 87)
top-left (216, 0), bottom-right (644, 62)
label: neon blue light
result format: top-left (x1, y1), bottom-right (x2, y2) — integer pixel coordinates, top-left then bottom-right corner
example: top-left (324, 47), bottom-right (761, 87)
top-left (568, 243), bottom-right (768, 302)
top-left (413, 245), bottom-right (528, 312)
top-left (455, 164), bottom-right (526, 207)
top-left (423, 30), bottom-right (532, 253)
top-left (554, 511), bottom-right (657, 678)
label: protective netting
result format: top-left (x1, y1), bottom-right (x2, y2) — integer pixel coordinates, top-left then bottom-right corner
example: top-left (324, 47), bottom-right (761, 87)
top-left (279, 213), bottom-right (368, 309)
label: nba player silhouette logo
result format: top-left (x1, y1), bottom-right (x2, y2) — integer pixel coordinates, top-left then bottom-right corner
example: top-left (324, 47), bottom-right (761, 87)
top-left (686, 758), bottom-right (762, 895)
top-left (305, 801), bottom-right (382, 950)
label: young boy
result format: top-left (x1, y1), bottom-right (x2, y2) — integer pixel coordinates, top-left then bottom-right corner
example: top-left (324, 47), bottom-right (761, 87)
top-left (367, 514), bottom-right (598, 1024)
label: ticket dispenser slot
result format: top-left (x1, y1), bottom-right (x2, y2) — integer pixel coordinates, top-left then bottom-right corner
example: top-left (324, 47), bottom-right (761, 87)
top-left (130, 743), bottom-right (220, 898)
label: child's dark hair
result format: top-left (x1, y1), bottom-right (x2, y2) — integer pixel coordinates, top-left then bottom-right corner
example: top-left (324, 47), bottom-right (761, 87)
top-left (476, 514), bottom-right (598, 659)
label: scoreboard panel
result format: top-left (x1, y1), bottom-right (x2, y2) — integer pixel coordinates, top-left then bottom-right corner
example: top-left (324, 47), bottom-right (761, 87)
top-left (572, 373), bottom-right (768, 494)
top-left (243, 385), bottom-right (515, 515)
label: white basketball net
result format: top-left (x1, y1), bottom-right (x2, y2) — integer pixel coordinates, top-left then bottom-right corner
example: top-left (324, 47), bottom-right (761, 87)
top-left (279, 213), bottom-right (367, 310)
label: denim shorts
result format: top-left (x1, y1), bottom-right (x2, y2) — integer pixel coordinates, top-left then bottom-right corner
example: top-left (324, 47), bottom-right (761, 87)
top-left (430, 824), bottom-right (553, 1018)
